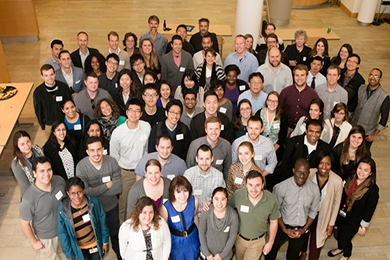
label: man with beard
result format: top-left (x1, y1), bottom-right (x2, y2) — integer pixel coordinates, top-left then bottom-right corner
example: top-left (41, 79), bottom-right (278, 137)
top-left (139, 15), bottom-right (168, 61)
top-left (190, 18), bottom-right (219, 53)
top-left (193, 35), bottom-right (222, 68)
top-left (256, 34), bottom-right (288, 67)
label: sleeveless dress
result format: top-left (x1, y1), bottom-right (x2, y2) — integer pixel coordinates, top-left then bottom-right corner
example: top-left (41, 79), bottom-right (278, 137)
top-left (164, 196), bottom-right (200, 260)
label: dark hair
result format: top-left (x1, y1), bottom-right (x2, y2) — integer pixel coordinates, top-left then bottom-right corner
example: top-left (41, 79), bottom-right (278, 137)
top-left (371, 68), bottom-right (383, 78)
top-left (183, 88), bottom-right (198, 99)
top-left (122, 32), bottom-right (138, 48)
top-left (13, 131), bottom-right (32, 167)
top-left (106, 53), bottom-right (120, 63)
top-left (143, 83), bottom-right (159, 95)
top-left (66, 177), bottom-right (85, 192)
top-left (85, 119), bottom-right (103, 138)
top-left (315, 150), bottom-right (334, 168)
top-left (160, 80), bottom-right (173, 98)
top-left (245, 170), bottom-right (265, 184)
top-left (130, 53), bottom-right (145, 67)
top-left (295, 158), bottom-right (310, 169)
top-left (266, 33), bottom-right (278, 42)
top-left (168, 176), bottom-right (193, 203)
top-left (353, 157), bottom-right (376, 186)
top-left (32, 157), bottom-right (51, 172)
top-left (224, 64), bottom-right (241, 76)
top-left (333, 43), bottom-right (353, 65)
top-left (199, 18), bottom-right (210, 25)
top-left (85, 52), bottom-right (107, 74)
top-left (51, 39), bottom-right (63, 48)
top-left (94, 98), bottom-right (121, 120)
top-left (171, 35), bottom-right (183, 44)
top-left (58, 50), bottom-right (70, 60)
top-left (196, 144), bottom-right (213, 157)
top-left (180, 69), bottom-right (199, 95)
top-left (203, 90), bottom-right (219, 102)
top-left (85, 71), bottom-right (98, 80)
top-left (129, 196), bottom-right (161, 232)
top-left (77, 31), bottom-right (88, 38)
top-left (248, 72), bottom-right (264, 83)
top-left (145, 159), bottom-right (162, 172)
top-left (148, 15), bottom-right (160, 24)
top-left (210, 79), bottom-right (225, 94)
top-left (305, 98), bottom-right (324, 125)
top-left (176, 24), bottom-right (187, 32)
top-left (310, 38), bottom-right (329, 58)
top-left (156, 134), bottom-right (173, 147)
top-left (248, 115), bottom-right (263, 128)
top-left (204, 47), bottom-right (216, 57)
top-left (143, 69), bottom-right (158, 84)
top-left (126, 98), bottom-right (143, 110)
top-left (330, 103), bottom-right (349, 122)
top-left (47, 121), bottom-right (70, 149)
top-left (347, 53), bottom-right (361, 65)
top-left (233, 99), bottom-right (252, 131)
top-left (265, 91), bottom-right (282, 120)
top-left (86, 136), bottom-right (103, 148)
top-left (327, 64), bottom-right (341, 75)
top-left (166, 99), bottom-right (183, 114)
top-left (311, 56), bottom-right (324, 64)
top-left (340, 125), bottom-right (366, 170)
top-left (306, 118), bottom-right (324, 132)
top-left (60, 97), bottom-right (75, 110)
top-left (40, 64), bottom-right (55, 75)
top-left (116, 68), bottom-right (138, 97)
top-left (212, 187), bottom-right (228, 200)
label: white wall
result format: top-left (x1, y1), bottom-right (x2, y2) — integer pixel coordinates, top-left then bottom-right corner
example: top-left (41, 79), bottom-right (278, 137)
top-left (341, 0), bottom-right (390, 14)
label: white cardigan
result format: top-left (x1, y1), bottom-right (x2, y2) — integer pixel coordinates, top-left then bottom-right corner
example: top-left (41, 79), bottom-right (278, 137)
top-left (290, 116), bottom-right (331, 143)
top-left (324, 118), bottom-right (352, 147)
top-left (118, 217), bottom-right (171, 260)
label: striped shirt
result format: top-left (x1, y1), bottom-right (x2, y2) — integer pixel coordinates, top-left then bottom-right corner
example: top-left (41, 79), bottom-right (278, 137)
top-left (71, 204), bottom-right (96, 249)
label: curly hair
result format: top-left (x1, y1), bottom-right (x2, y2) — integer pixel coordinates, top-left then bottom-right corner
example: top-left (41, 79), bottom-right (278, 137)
top-left (128, 196), bottom-right (161, 232)
top-left (93, 98), bottom-right (121, 120)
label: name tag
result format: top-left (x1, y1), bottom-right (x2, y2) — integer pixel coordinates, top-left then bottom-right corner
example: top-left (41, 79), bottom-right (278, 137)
top-left (221, 124), bottom-right (224, 131)
top-left (56, 96), bottom-right (63, 102)
top-left (89, 247), bottom-right (98, 254)
top-left (119, 60), bottom-right (125, 65)
top-left (171, 215), bottom-right (180, 223)
top-left (103, 149), bottom-right (108, 155)
top-left (273, 122), bottom-right (280, 129)
top-left (334, 101), bottom-right (340, 107)
top-left (163, 198), bottom-right (168, 204)
top-left (194, 189), bottom-right (202, 196)
top-left (102, 176), bottom-right (110, 183)
top-left (82, 214), bottom-right (90, 222)
top-left (115, 83), bottom-right (118, 88)
top-left (176, 134), bottom-right (184, 140)
top-left (75, 80), bottom-right (81, 84)
top-left (140, 134), bottom-right (147, 140)
top-left (219, 107), bottom-right (227, 113)
top-left (235, 177), bottom-right (243, 184)
top-left (167, 174), bottom-right (175, 180)
top-left (179, 67), bottom-right (186, 72)
top-left (224, 226), bottom-right (230, 232)
top-left (255, 155), bottom-right (262, 161)
top-left (339, 209), bottom-right (346, 218)
top-left (303, 57), bottom-right (307, 61)
top-left (74, 124), bottom-right (82, 130)
top-left (240, 205), bottom-right (249, 213)
top-left (239, 85), bottom-right (246, 91)
top-left (216, 159), bottom-right (223, 165)
top-left (55, 190), bottom-right (63, 200)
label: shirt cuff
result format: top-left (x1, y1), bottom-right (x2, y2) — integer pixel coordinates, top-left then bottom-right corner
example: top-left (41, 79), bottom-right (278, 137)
top-left (360, 220), bottom-right (370, 227)
top-left (377, 123), bottom-right (387, 131)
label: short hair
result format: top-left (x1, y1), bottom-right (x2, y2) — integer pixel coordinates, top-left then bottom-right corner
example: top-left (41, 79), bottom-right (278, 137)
top-left (203, 90), bottom-right (219, 102)
top-left (107, 31), bottom-right (119, 40)
top-left (32, 157), bottom-right (51, 172)
top-left (224, 64), bottom-right (241, 75)
top-left (196, 144), bottom-right (213, 157)
top-left (372, 68), bottom-right (383, 78)
top-left (212, 187), bottom-right (228, 199)
top-left (348, 53), bottom-right (361, 64)
top-left (145, 159), bottom-right (162, 172)
top-left (266, 33), bottom-right (278, 42)
top-left (327, 64), bottom-right (341, 75)
top-left (245, 170), bottom-right (265, 184)
top-left (294, 29), bottom-right (308, 41)
top-left (248, 72), bottom-right (264, 83)
top-left (171, 35), bottom-right (183, 44)
top-left (315, 150), bottom-right (334, 168)
top-left (204, 116), bottom-right (221, 129)
top-left (148, 15), bottom-right (160, 24)
top-left (130, 53), bottom-right (145, 67)
top-left (143, 83), bottom-right (158, 95)
top-left (126, 98), bottom-right (143, 110)
top-left (66, 177), bottom-right (85, 192)
top-left (122, 32), bottom-right (138, 48)
top-left (77, 31), bottom-right (88, 38)
top-left (85, 71), bottom-right (98, 80)
top-left (168, 176), bottom-right (193, 203)
top-left (247, 115), bottom-right (263, 127)
top-left (60, 97), bottom-right (75, 109)
top-left (106, 53), bottom-right (120, 63)
top-left (306, 118), bottom-right (323, 131)
top-left (295, 158), bottom-right (310, 169)
top-left (183, 88), bottom-right (197, 99)
top-left (166, 99), bottom-right (183, 114)
top-left (204, 47), bottom-right (216, 57)
top-left (201, 35), bottom-right (212, 42)
top-left (176, 24), bottom-right (187, 32)
top-left (58, 50), bottom-right (70, 59)
top-left (311, 56), bottom-right (323, 64)
top-left (235, 34), bottom-right (245, 41)
top-left (198, 18), bottom-right (210, 25)
top-left (40, 64), bottom-right (54, 75)
top-left (86, 136), bottom-right (103, 148)
top-left (51, 39), bottom-right (63, 48)
top-left (156, 134), bottom-right (172, 147)
top-left (293, 64), bottom-right (309, 76)
top-left (330, 102), bottom-right (349, 121)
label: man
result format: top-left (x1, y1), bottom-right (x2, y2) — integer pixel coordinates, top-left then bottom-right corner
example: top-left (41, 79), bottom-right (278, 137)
top-left (103, 31), bottom-right (130, 72)
top-left (280, 64), bottom-right (319, 129)
top-left (74, 72), bottom-right (112, 119)
top-left (237, 72), bottom-right (268, 113)
top-left (166, 24), bottom-right (195, 56)
top-left (306, 56), bottom-right (327, 89)
top-left (351, 68), bottom-right (389, 150)
top-left (256, 34), bottom-right (289, 67)
top-left (315, 65), bottom-right (348, 119)
top-left (224, 35), bottom-right (258, 83)
top-left (130, 53), bottom-right (146, 92)
top-left (193, 35), bottom-right (222, 68)
top-left (187, 116), bottom-right (232, 181)
top-left (161, 35), bottom-right (194, 90)
top-left (110, 98), bottom-right (151, 223)
top-left (135, 134), bottom-right (187, 180)
top-left (184, 144), bottom-right (225, 213)
top-left (70, 31), bottom-right (99, 69)
top-left (98, 53), bottom-right (119, 98)
top-left (266, 159), bottom-right (320, 260)
top-left (33, 64), bottom-right (71, 133)
top-left (148, 100), bottom-right (191, 160)
top-left (256, 23), bottom-right (284, 52)
top-left (140, 83), bottom-right (166, 127)
top-left (228, 170), bottom-right (279, 260)
top-left (19, 157), bottom-right (66, 260)
top-left (232, 115), bottom-right (277, 177)
top-left (55, 50), bottom-right (85, 97)
top-left (190, 91), bottom-right (233, 142)
top-left (44, 39), bottom-right (63, 71)
top-left (337, 53), bottom-right (365, 114)
top-left (139, 15), bottom-right (168, 61)
top-left (190, 18), bottom-right (219, 53)
top-left (257, 47), bottom-right (293, 94)
top-left (180, 88), bottom-right (204, 129)
top-left (76, 137), bottom-right (123, 260)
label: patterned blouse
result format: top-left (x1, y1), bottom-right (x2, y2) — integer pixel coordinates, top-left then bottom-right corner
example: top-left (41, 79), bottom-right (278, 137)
top-left (259, 109), bottom-right (281, 145)
top-left (226, 162), bottom-right (262, 197)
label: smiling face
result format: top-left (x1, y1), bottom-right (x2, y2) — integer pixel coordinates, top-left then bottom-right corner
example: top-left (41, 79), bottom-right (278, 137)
top-left (205, 122), bottom-right (221, 143)
top-left (247, 120), bottom-right (263, 142)
top-left (196, 149), bottom-right (213, 173)
top-left (126, 104), bottom-right (142, 123)
top-left (295, 35), bottom-right (305, 48)
top-left (349, 133), bottom-right (363, 149)
top-left (245, 37), bottom-right (253, 50)
top-left (86, 141), bottom-right (103, 164)
top-left (318, 156), bottom-right (331, 177)
top-left (108, 35), bottom-right (119, 51)
top-left (340, 47), bottom-right (349, 60)
top-left (226, 70), bottom-right (237, 86)
top-left (334, 109), bottom-right (346, 123)
top-left (106, 57), bottom-right (119, 74)
top-left (87, 123), bottom-right (101, 137)
top-left (125, 35), bottom-right (135, 49)
top-left (139, 205), bottom-right (154, 227)
top-left (368, 69), bottom-right (382, 88)
top-left (184, 76), bottom-right (195, 89)
top-left (17, 136), bottom-right (32, 156)
top-left (212, 191), bottom-right (227, 211)
top-left (327, 68), bottom-right (340, 86)
top-left (120, 73), bottom-right (132, 91)
top-left (144, 74), bottom-right (155, 85)
top-left (235, 36), bottom-right (245, 55)
top-left (266, 94), bottom-right (279, 111)
top-left (293, 162), bottom-right (309, 187)
top-left (265, 25), bottom-right (275, 35)
top-left (199, 21), bottom-right (209, 35)
top-left (54, 123), bottom-right (67, 142)
top-left (145, 165), bottom-right (162, 186)
top-left (156, 138), bottom-right (173, 161)
top-left (294, 69), bottom-right (308, 88)
top-left (346, 56), bottom-right (359, 71)
top-left (245, 177), bottom-right (264, 200)
top-left (132, 59), bottom-right (145, 75)
top-left (166, 105), bottom-right (181, 128)
top-left (239, 102), bottom-right (252, 120)
top-left (51, 44), bottom-right (63, 59)
top-left (142, 89), bottom-right (159, 107)
top-left (205, 52), bottom-right (216, 66)
top-left (91, 56), bottom-right (100, 72)
top-left (174, 187), bottom-right (189, 204)
top-left (59, 52), bottom-right (72, 69)
top-left (77, 33), bottom-right (88, 50)
top-left (67, 185), bottom-right (85, 208)
top-left (160, 84), bottom-right (171, 100)
top-left (142, 40), bottom-right (152, 55)
top-left (214, 85), bottom-right (224, 100)
top-left (356, 162), bottom-right (371, 182)
top-left (172, 39), bottom-right (183, 55)
top-left (149, 20), bottom-right (159, 33)
top-left (310, 60), bottom-right (322, 74)
top-left (33, 162), bottom-right (53, 186)
top-left (183, 94), bottom-right (196, 109)
top-left (202, 37), bottom-right (212, 51)
top-left (309, 104), bottom-right (321, 120)
top-left (41, 68), bottom-right (56, 87)
top-left (305, 124), bottom-right (322, 145)
top-left (238, 145), bottom-right (254, 166)
top-left (268, 48), bottom-right (281, 68)
top-left (249, 76), bottom-right (263, 96)
top-left (100, 101), bottom-right (113, 117)
top-left (176, 27), bottom-right (187, 40)
top-left (62, 101), bottom-right (76, 118)
top-left (316, 41), bottom-right (325, 56)
top-left (203, 95), bottom-right (218, 116)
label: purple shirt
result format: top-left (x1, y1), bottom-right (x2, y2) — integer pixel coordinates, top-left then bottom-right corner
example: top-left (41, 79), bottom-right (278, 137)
top-left (280, 84), bottom-right (319, 128)
top-left (224, 85), bottom-right (240, 115)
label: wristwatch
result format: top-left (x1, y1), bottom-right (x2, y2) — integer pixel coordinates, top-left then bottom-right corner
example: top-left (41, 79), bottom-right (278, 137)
top-left (303, 228), bottom-right (309, 234)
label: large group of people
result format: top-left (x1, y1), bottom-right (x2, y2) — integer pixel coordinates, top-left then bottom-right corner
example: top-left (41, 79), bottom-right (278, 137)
top-left (12, 14), bottom-right (386, 260)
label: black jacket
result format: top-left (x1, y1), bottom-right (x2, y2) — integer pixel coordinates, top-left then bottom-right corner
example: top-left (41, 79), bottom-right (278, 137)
top-left (70, 47), bottom-right (99, 69)
top-left (338, 68), bottom-right (365, 113)
top-left (190, 112), bottom-right (233, 143)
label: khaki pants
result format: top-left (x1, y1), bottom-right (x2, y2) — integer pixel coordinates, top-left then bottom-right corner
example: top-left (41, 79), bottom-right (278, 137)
top-left (118, 168), bottom-right (136, 223)
top-left (44, 125), bottom-right (52, 140)
top-left (235, 234), bottom-right (266, 260)
top-left (39, 236), bottom-right (67, 260)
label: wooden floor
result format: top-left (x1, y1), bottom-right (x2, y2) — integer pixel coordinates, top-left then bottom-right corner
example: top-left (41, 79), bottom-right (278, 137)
top-left (0, 1), bottom-right (390, 259)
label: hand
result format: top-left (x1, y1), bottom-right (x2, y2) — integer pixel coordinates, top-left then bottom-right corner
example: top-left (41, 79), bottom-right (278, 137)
top-left (213, 254), bottom-right (222, 260)
top-left (326, 225), bottom-right (334, 236)
top-left (32, 239), bottom-right (44, 250)
top-left (106, 181), bottom-right (113, 189)
top-left (71, 93), bottom-right (77, 99)
top-left (102, 244), bottom-right (109, 254)
top-left (206, 255), bottom-right (213, 260)
top-left (274, 144), bottom-right (280, 151)
top-left (289, 60), bottom-right (297, 66)
top-left (284, 228), bottom-right (297, 239)
top-left (263, 241), bottom-right (273, 255)
top-left (202, 201), bottom-right (212, 211)
top-left (366, 135), bottom-right (376, 142)
top-left (358, 226), bottom-right (366, 235)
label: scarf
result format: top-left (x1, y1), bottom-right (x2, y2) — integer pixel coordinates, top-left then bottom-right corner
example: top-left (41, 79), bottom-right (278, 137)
top-left (344, 174), bottom-right (371, 212)
top-left (17, 144), bottom-right (44, 184)
top-left (198, 62), bottom-right (217, 91)
top-left (100, 115), bottom-right (119, 140)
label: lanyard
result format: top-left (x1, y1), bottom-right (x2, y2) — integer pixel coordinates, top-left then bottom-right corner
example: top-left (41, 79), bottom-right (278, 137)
top-left (343, 179), bottom-right (357, 207)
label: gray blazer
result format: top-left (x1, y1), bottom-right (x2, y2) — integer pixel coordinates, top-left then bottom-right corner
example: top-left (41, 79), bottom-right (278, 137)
top-left (55, 65), bottom-right (85, 93)
top-left (161, 50), bottom-right (194, 91)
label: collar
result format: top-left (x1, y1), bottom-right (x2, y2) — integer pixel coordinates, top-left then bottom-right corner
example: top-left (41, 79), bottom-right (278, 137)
top-left (79, 48), bottom-right (90, 56)
top-left (304, 135), bottom-right (318, 148)
top-left (109, 48), bottom-right (121, 55)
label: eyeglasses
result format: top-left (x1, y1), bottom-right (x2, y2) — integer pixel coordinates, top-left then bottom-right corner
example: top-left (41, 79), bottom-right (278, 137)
top-left (133, 61), bottom-right (144, 67)
top-left (267, 99), bottom-right (278, 103)
top-left (69, 191), bottom-right (83, 197)
top-left (91, 99), bottom-right (95, 109)
top-left (369, 74), bottom-right (380, 78)
top-left (127, 109), bottom-right (141, 114)
top-left (168, 111), bottom-right (181, 116)
top-left (240, 107), bottom-right (252, 111)
top-left (107, 60), bottom-right (119, 66)
top-left (143, 93), bottom-right (158, 98)
top-left (347, 60), bottom-right (358, 64)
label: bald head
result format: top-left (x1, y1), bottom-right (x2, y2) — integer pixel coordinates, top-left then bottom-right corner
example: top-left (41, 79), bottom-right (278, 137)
top-left (293, 158), bottom-right (310, 187)
top-left (268, 47), bottom-right (281, 68)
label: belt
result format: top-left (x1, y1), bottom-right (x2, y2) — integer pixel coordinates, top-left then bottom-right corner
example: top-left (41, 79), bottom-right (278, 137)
top-left (169, 223), bottom-right (196, 237)
top-left (121, 168), bottom-right (134, 171)
top-left (239, 232), bottom-right (265, 241)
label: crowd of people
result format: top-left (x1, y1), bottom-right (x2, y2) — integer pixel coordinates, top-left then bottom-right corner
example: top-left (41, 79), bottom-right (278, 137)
top-left (12, 14), bottom-right (387, 260)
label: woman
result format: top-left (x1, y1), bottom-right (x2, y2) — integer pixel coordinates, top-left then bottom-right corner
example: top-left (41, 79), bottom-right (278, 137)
top-left (324, 103), bottom-right (352, 148)
top-left (119, 196), bottom-right (171, 260)
top-left (144, 69), bottom-right (158, 85)
top-left (211, 80), bottom-right (233, 121)
top-left (94, 98), bottom-right (126, 140)
top-left (123, 32), bottom-right (139, 58)
top-left (291, 98), bottom-right (331, 143)
top-left (256, 22), bottom-right (284, 52)
top-left (61, 98), bottom-right (90, 146)
top-left (43, 121), bottom-right (78, 181)
top-left (223, 65), bottom-right (249, 115)
top-left (256, 91), bottom-right (288, 161)
top-left (284, 29), bottom-right (312, 70)
top-left (331, 43), bottom-right (353, 69)
top-left (198, 187), bottom-right (239, 260)
top-left (307, 38), bottom-right (331, 76)
top-left (58, 177), bottom-right (110, 260)
top-left (174, 69), bottom-right (204, 108)
top-left (11, 131), bottom-right (44, 198)
top-left (233, 99), bottom-right (252, 139)
top-left (157, 80), bottom-right (174, 108)
top-left (84, 52), bottom-right (106, 76)
top-left (226, 142), bottom-right (262, 197)
top-left (244, 34), bottom-right (256, 55)
top-left (127, 159), bottom-right (171, 216)
top-left (139, 38), bottom-right (161, 78)
top-left (328, 158), bottom-right (379, 260)
top-left (114, 68), bottom-right (141, 116)
top-left (160, 176), bottom-right (200, 260)
top-left (332, 125), bottom-right (370, 181)
top-left (299, 151), bottom-right (343, 260)
top-left (79, 120), bottom-right (109, 159)
top-left (195, 48), bottom-right (226, 92)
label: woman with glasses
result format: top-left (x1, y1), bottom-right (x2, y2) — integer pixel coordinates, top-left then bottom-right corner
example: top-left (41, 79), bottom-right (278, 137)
top-left (324, 103), bottom-right (352, 148)
top-left (233, 99), bottom-right (253, 139)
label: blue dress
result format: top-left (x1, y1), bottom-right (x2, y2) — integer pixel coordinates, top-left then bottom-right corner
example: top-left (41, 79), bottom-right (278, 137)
top-left (164, 195), bottom-right (200, 260)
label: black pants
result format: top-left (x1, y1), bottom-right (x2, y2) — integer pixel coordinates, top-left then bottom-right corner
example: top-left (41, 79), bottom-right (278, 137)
top-left (336, 216), bottom-right (360, 257)
top-left (106, 204), bottom-right (121, 260)
top-left (265, 226), bottom-right (309, 260)
top-left (81, 248), bottom-right (100, 260)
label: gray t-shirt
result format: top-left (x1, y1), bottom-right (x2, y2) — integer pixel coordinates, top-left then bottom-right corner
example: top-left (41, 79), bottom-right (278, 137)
top-left (19, 175), bottom-right (66, 239)
top-left (74, 88), bottom-right (112, 119)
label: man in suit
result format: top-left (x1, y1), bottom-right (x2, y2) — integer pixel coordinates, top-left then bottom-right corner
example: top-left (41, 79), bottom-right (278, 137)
top-left (161, 35), bottom-right (194, 91)
top-left (55, 50), bottom-right (85, 98)
top-left (166, 24), bottom-right (195, 56)
top-left (70, 31), bottom-right (99, 70)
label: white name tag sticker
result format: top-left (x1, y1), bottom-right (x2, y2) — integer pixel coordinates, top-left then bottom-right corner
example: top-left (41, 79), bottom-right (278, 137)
top-left (239, 85), bottom-right (246, 91)
top-left (55, 190), bottom-right (63, 200)
top-left (167, 174), bottom-right (175, 180)
top-left (103, 149), bottom-right (108, 155)
top-left (221, 124), bottom-right (225, 131)
top-left (140, 134), bottom-right (148, 140)
top-left (82, 214), bottom-right (90, 222)
top-left (240, 205), bottom-right (249, 213)
top-left (102, 176), bottom-right (111, 183)
top-left (235, 177), bottom-right (243, 184)
top-left (171, 215), bottom-right (180, 223)
top-left (303, 57), bottom-right (307, 61)
top-left (224, 226), bottom-right (230, 232)
top-left (119, 60), bottom-right (125, 65)
top-left (255, 155), bottom-right (262, 161)
top-left (163, 198), bottom-right (168, 204)
top-left (273, 122), bottom-right (280, 129)
top-left (179, 67), bottom-right (186, 72)
top-left (216, 159), bottom-right (223, 165)
top-left (194, 189), bottom-right (202, 195)
top-left (219, 107), bottom-right (227, 113)
top-left (176, 134), bottom-right (184, 141)
top-left (56, 96), bottom-right (63, 102)
top-left (74, 124), bottom-right (82, 130)
top-left (115, 83), bottom-right (118, 88)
